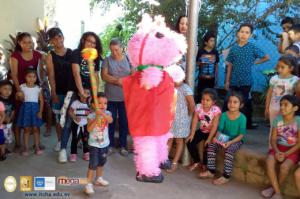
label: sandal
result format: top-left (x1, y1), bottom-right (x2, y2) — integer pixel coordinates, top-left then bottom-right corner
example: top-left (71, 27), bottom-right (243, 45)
top-left (261, 187), bottom-right (274, 198)
top-left (166, 162), bottom-right (178, 173)
top-left (213, 176), bottom-right (229, 185)
top-left (198, 170), bottom-right (214, 179)
top-left (188, 163), bottom-right (200, 171)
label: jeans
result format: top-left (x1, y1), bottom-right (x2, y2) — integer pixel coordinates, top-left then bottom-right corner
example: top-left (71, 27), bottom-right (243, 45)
top-left (107, 101), bottom-right (129, 148)
top-left (89, 146), bottom-right (108, 169)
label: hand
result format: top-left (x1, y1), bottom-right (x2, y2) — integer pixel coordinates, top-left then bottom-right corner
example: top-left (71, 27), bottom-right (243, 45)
top-left (96, 109), bottom-right (104, 116)
top-left (186, 134), bottom-right (194, 143)
top-left (224, 81), bottom-right (230, 91)
top-left (264, 108), bottom-right (269, 120)
top-left (51, 92), bottom-right (59, 104)
top-left (204, 139), bottom-right (212, 147)
top-left (275, 152), bottom-right (285, 162)
top-left (74, 117), bottom-right (81, 123)
top-left (223, 142), bottom-right (231, 149)
top-left (37, 111), bottom-right (42, 119)
top-left (116, 78), bottom-right (123, 87)
top-left (16, 91), bottom-right (24, 101)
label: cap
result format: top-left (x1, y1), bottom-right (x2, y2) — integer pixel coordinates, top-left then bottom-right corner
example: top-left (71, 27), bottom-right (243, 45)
top-left (47, 27), bottom-right (63, 41)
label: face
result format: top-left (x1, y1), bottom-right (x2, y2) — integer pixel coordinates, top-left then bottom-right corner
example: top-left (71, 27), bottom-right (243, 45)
top-left (201, 94), bottom-right (214, 109)
top-left (237, 26), bottom-right (252, 43)
top-left (50, 35), bottom-right (64, 48)
top-left (83, 35), bottom-right (97, 48)
top-left (280, 99), bottom-right (297, 116)
top-left (19, 36), bottom-right (33, 52)
top-left (178, 17), bottom-right (188, 34)
top-left (205, 37), bottom-right (216, 49)
top-left (25, 72), bottom-right (37, 85)
top-left (0, 85), bottom-right (12, 98)
top-left (282, 23), bottom-right (293, 32)
top-left (110, 44), bottom-right (123, 58)
top-left (227, 96), bottom-right (242, 112)
top-left (288, 30), bottom-right (300, 42)
top-left (277, 60), bottom-right (293, 77)
top-left (97, 97), bottom-right (108, 110)
top-left (285, 49), bottom-right (298, 57)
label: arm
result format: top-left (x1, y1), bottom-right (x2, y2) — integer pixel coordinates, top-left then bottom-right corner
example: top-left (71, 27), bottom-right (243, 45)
top-left (279, 32), bottom-right (290, 53)
top-left (10, 57), bottom-right (21, 91)
top-left (285, 130), bottom-right (300, 156)
top-left (186, 111), bottom-right (198, 143)
top-left (98, 110), bottom-right (113, 124)
top-left (214, 63), bottom-right (218, 82)
top-left (264, 87), bottom-right (273, 119)
top-left (68, 107), bottom-right (79, 123)
top-left (186, 95), bottom-right (195, 116)
top-left (227, 134), bottom-right (244, 146)
top-left (37, 90), bottom-right (44, 118)
top-left (101, 67), bottom-right (119, 85)
top-left (206, 114), bottom-right (221, 145)
top-left (38, 54), bottom-right (46, 85)
top-left (255, 55), bottom-right (270, 65)
top-left (0, 111), bottom-right (5, 124)
top-left (72, 63), bottom-right (85, 97)
top-left (270, 127), bottom-right (279, 153)
top-left (224, 62), bottom-right (232, 90)
top-left (87, 118), bottom-right (97, 133)
top-left (45, 53), bottom-right (59, 103)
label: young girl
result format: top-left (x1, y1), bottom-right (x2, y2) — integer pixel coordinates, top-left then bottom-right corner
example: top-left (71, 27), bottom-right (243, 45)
top-left (166, 82), bottom-right (195, 172)
top-left (199, 91), bottom-right (246, 185)
top-left (84, 93), bottom-right (112, 195)
top-left (16, 68), bottom-right (44, 156)
top-left (265, 55), bottom-right (299, 142)
top-left (69, 89), bottom-right (90, 162)
top-left (261, 95), bottom-right (300, 199)
top-left (10, 32), bottom-right (43, 153)
top-left (186, 88), bottom-right (221, 173)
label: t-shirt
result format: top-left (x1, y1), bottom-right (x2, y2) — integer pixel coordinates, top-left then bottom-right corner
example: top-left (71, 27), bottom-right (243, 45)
top-left (270, 75), bottom-right (298, 109)
top-left (20, 84), bottom-right (41, 103)
top-left (0, 96), bottom-right (14, 123)
top-left (102, 56), bottom-right (131, 101)
top-left (50, 48), bottom-right (76, 93)
top-left (217, 112), bottom-right (247, 141)
top-left (272, 115), bottom-right (300, 147)
top-left (195, 104), bottom-right (221, 133)
top-left (11, 50), bottom-right (42, 85)
top-left (226, 42), bottom-right (265, 86)
top-left (87, 111), bottom-right (111, 148)
top-left (70, 100), bottom-right (90, 125)
top-left (196, 48), bottom-right (219, 78)
top-left (71, 49), bottom-right (100, 89)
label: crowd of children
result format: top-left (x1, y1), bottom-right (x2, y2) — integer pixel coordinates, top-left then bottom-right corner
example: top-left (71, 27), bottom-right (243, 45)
top-left (0, 15), bottom-right (300, 198)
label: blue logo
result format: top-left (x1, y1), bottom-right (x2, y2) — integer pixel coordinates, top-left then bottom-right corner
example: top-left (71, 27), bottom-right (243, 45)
top-left (34, 178), bottom-right (45, 188)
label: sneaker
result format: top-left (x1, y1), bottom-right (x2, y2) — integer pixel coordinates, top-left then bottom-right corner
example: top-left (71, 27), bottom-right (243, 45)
top-left (136, 173), bottom-right (164, 183)
top-left (120, 147), bottom-right (129, 156)
top-left (58, 149), bottom-right (67, 163)
top-left (261, 187), bottom-right (274, 198)
top-left (94, 177), bottom-right (109, 186)
top-left (82, 152), bottom-right (89, 161)
top-left (84, 183), bottom-right (95, 195)
top-left (69, 154), bottom-right (77, 162)
top-left (53, 141), bottom-right (61, 152)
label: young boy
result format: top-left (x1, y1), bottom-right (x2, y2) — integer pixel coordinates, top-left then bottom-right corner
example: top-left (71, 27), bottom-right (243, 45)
top-left (279, 17), bottom-right (294, 53)
top-left (46, 27), bottom-right (75, 153)
top-left (288, 24), bottom-right (300, 53)
top-left (196, 32), bottom-right (219, 102)
top-left (225, 23), bottom-right (269, 129)
top-left (84, 92), bottom-right (113, 195)
top-left (0, 80), bottom-right (15, 154)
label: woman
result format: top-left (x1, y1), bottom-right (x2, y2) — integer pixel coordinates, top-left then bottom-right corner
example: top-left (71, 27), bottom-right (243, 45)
top-left (101, 38), bottom-right (131, 156)
top-left (175, 15), bottom-right (188, 72)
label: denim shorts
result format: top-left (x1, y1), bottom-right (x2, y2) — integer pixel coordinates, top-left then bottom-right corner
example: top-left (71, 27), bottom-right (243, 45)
top-left (89, 146), bottom-right (108, 170)
top-left (52, 95), bottom-right (66, 122)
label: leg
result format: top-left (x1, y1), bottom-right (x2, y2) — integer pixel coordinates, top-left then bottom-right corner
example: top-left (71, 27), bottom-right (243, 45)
top-left (60, 115), bottom-right (72, 149)
top-left (118, 102), bottom-right (129, 148)
top-left (266, 155), bottom-right (281, 194)
top-left (95, 147), bottom-right (109, 186)
top-left (294, 167), bottom-right (300, 195)
top-left (13, 126), bottom-right (21, 151)
top-left (239, 86), bottom-right (252, 128)
top-left (22, 127), bottom-right (30, 155)
top-left (167, 138), bottom-right (184, 172)
top-left (33, 127), bottom-right (42, 155)
top-left (70, 122), bottom-right (79, 155)
top-left (206, 143), bottom-right (220, 174)
top-left (186, 130), bottom-right (208, 164)
top-left (82, 126), bottom-right (89, 154)
top-left (278, 159), bottom-right (294, 186)
top-left (45, 103), bottom-right (53, 136)
top-left (107, 102), bottom-right (117, 148)
top-left (223, 141), bottom-right (242, 178)
top-left (167, 137), bottom-right (174, 153)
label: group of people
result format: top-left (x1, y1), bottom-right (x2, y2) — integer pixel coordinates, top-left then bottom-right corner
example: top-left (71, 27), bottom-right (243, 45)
top-left (0, 14), bottom-right (299, 198)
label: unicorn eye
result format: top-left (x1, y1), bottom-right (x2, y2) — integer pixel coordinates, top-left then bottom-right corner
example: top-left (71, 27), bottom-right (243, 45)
top-left (155, 32), bottom-right (164, 38)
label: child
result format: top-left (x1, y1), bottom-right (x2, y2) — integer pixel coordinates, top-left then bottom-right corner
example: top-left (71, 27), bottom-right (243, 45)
top-left (225, 23), bottom-right (269, 129)
top-left (68, 89), bottom-right (90, 162)
top-left (199, 91), bottom-right (246, 185)
top-left (167, 82), bottom-right (195, 172)
top-left (186, 88), bottom-right (221, 173)
top-left (265, 55), bottom-right (299, 142)
top-left (288, 24), bottom-right (300, 53)
top-left (0, 101), bottom-right (5, 160)
top-left (261, 95), bottom-right (300, 199)
top-left (196, 32), bottom-right (219, 102)
top-left (0, 81), bottom-right (15, 153)
top-left (84, 92), bottom-right (112, 195)
top-left (294, 163), bottom-right (300, 197)
top-left (16, 68), bottom-right (44, 156)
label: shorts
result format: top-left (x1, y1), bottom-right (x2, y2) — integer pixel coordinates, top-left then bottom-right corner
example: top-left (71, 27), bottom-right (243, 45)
top-left (269, 144), bottom-right (300, 164)
top-left (0, 129), bottom-right (5, 145)
top-left (88, 146), bottom-right (108, 170)
top-left (52, 95), bottom-right (66, 122)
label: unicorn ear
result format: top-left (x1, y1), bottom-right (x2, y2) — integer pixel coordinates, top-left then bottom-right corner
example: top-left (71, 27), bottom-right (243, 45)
top-left (164, 65), bottom-right (185, 83)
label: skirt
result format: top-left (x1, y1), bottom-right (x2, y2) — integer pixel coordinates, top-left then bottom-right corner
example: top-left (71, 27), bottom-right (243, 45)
top-left (17, 102), bottom-right (44, 128)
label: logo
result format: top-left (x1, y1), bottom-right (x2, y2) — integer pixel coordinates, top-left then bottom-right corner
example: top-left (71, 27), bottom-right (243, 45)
top-left (20, 176), bottom-right (33, 192)
top-left (34, 177), bottom-right (56, 191)
top-left (4, 176), bottom-right (17, 192)
top-left (57, 176), bottom-right (87, 186)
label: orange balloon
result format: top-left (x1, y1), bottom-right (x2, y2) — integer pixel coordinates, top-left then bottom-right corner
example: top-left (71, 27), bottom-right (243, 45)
top-left (81, 48), bottom-right (98, 60)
